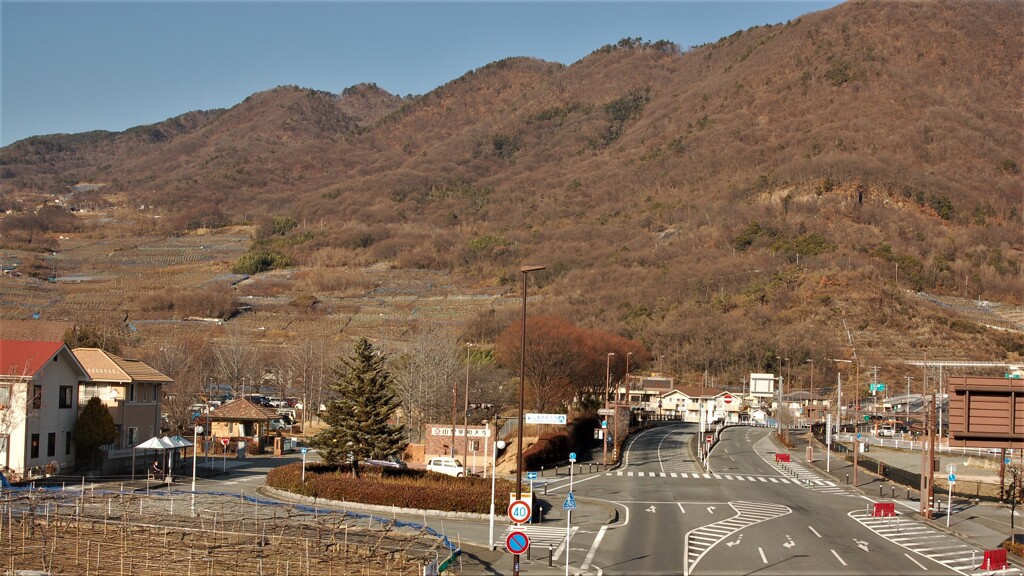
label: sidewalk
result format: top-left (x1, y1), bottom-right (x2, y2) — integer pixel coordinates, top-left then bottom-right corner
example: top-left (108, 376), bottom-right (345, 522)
top-left (789, 429), bottom-right (1020, 551)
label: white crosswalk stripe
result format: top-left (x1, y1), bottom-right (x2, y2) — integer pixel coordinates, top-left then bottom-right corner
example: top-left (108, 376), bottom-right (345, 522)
top-left (849, 509), bottom-right (1022, 575)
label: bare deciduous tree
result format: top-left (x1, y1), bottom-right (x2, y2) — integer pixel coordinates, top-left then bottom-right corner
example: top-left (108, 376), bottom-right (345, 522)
top-left (390, 323), bottom-right (463, 443)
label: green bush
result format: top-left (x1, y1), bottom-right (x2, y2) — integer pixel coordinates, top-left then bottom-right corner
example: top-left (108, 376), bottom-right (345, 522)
top-left (231, 250), bottom-right (290, 274)
top-left (267, 462), bottom-right (515, 514)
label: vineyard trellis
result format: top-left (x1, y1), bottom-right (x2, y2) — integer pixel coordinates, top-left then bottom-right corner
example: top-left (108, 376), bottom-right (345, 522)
top-left (0, 487), bottom-right (458, 576)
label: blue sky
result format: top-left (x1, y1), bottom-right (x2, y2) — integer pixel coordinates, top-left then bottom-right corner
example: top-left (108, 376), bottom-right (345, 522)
top-left (1, 1), bottom-right (840, 147)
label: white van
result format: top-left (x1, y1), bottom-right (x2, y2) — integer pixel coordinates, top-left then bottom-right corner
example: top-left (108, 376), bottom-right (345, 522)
top-left (426, 457), bottom-right (466, 477)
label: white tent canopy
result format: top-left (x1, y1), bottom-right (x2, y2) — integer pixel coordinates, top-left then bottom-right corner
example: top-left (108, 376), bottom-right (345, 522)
top-left (132, 435), bottom-right (193, 480)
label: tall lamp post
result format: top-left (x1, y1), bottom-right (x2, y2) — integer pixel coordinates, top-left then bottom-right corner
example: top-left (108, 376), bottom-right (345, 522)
top-left (515, 265), bottom-right (544, 576)
top-left (604, 352), bottom-right (615, 468)
top-left (806, 358), bottom-right (814, 422)
top-left (463, 343), bottom-right (475, 468)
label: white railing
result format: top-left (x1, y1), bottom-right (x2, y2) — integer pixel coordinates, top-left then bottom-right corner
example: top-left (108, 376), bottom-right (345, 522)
top-left (833, 433), bottom-right (1001, 457)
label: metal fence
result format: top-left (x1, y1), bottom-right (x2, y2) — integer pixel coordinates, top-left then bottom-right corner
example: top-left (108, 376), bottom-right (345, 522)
top-left (0, 485), bottom-right (457, 575)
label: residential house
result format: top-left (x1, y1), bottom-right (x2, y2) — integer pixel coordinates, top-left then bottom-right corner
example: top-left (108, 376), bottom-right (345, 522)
top-left (73, 348), bottom-right (173, 473)
top-left (657, 386), bottom-right (743, 423)
top-left (0, 340), bottom-right (89, 477)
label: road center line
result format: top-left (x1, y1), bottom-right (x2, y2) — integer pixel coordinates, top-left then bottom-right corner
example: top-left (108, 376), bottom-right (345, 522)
top-left (758, 547), bottom-right (767, 564)
top-left (903, 553), bottom-right (928, 570)
top-left (580, 525), bottom-right (607, 571)
top-left (808, 525), bottom-right (822, 538)
top-left (831, 549), bottom-right (848, 566)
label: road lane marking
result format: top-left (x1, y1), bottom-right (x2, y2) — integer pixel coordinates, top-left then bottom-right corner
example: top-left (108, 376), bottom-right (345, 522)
top-left (904, 553), bottom-right (928, 570)
top-left (809, 526), bottom-right (822, 538)
top-left (758, 547), bottom-right (767, 563)
top-left (678, 503), bottom-right (686, 514)
top-left (831, 549), bottom-right (848, 566)
top-left (580, 525), bottom-right (607, 570)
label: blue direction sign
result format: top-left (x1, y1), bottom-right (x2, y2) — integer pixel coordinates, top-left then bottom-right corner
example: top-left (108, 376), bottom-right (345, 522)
top-left (506, 531), bottom-right (530, 555)
top-left (601, 420), bottom-right (608, 429)
top-left (526, 471), bottom-right (538, 480)
top-left (948, 474), bottom-right (956, 483)
top-left (569, 452), bottom-right (577, 461)
top-left (301, 447), bottom-right (308, 454)
top-left (563, 492), bottom-right (577, 511)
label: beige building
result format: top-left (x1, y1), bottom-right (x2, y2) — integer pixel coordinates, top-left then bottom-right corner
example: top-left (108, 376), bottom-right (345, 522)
top-left (207, 398), bottom-right (277, 443)
top-left (73, 348), bottom-right (173, 472)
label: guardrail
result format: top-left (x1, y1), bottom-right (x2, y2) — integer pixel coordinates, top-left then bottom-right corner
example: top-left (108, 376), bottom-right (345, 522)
top-left (833, 433), bottom-right (999, 457)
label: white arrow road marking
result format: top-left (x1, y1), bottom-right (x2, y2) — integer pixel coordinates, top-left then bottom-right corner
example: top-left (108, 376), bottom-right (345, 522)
top-left (646, 505), bottom-right (657, 514)
top-left (758, 547), bottom-right (768, 564)
top-left (808, 526), bottom-right (822, 538)
top-left (783, 535), bottom-right (795, 548)
top-left (903, 553), bottom-right (928, 570)
top-left (831, 549), bottom-right (848, 566)
top-left (677, 503), bottom-right (686, 514)
top-left (706, 506), bottom-right (716, 514)
top-left (726, 535), bottom-right (743, 547)
top-left (855, 539), bottom-right (869, 552)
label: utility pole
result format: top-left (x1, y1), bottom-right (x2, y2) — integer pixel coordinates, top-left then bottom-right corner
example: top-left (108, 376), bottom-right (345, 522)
top-left (920, 394), bottom-right (936, 519)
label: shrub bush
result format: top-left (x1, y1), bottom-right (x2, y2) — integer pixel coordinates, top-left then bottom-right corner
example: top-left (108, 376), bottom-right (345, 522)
top-left (267, 462), bottom-right (515, 514)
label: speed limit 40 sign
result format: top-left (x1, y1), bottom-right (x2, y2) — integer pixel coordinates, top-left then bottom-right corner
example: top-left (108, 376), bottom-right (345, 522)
top-left (508, 499), bottom-right (531, 524)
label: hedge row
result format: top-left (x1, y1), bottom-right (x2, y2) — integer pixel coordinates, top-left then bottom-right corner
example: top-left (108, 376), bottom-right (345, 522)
top-left (267, 462), bottom-right (515, 514)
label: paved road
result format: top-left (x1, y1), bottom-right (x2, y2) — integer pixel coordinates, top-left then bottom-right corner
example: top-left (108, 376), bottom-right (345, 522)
top-left (523, 423), bottom-right (1023, 575)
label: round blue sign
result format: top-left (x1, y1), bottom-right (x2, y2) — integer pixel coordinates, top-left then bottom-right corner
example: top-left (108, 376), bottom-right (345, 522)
top-left (569, 452), bottom-right (577, 460)
top-left (506, 531), bottom-right (530, 555)
top-left (856, 433), bottom-right (862, 440)
top-left (948, 474), bottom-right (956, 482)
top-left (601, 420), bottom-right (608, 429)
top-left (301, 447), bottom-right (308, 454)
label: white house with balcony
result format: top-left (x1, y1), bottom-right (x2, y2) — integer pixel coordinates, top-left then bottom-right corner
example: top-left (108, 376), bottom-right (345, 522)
top-left (0, 340), bottom-right (89, 478)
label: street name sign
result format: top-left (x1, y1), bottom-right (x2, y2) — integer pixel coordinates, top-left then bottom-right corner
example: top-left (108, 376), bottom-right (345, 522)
top-left (597, 408), bottom-right (614, 416)
top-left (525, 413), bottom-right (567, 425)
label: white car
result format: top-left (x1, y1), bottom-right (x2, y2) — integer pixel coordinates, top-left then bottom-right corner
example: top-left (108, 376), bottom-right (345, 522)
top-left (426, 457), bottom-right (466, 477)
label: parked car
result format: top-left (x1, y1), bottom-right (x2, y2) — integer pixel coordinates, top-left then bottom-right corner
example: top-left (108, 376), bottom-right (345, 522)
top-left (269, 419), bottom-right (289, 431)
top-left (879, 425), bottom-right (896, 437)
top-left (364, 454), bottom-right (408, 469)
top-left (426, 457), bottom-right (466, 477)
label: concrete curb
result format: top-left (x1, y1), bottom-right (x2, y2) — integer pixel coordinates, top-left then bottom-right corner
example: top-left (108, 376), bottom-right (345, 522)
top-left (261, 485), bottom-right (492, 521)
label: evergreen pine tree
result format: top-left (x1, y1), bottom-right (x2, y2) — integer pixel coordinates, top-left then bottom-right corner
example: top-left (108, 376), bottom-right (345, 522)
top-left (74, 396), bottom-right (117, 469)
top-left (311, 337), bottom-right (407, 477)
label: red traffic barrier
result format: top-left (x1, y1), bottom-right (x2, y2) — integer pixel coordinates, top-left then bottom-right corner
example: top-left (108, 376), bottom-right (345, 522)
top-left (872, 502), bottom-right (896, 517)
top-left (979, 549), bottom-right (1008, 571)
top-left (775, 453), bottom-right (791, 463)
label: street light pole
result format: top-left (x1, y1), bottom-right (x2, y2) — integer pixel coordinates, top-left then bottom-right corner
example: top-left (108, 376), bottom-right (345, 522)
top-left (515, 265), bottom-right (544, 576)
top-left (604, 352), bottom-right (615, 469)
top-left (464, 343), bottom-right (474, 469)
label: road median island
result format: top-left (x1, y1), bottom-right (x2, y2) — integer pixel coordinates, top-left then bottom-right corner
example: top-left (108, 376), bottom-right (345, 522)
top-left (266, 461), bottom-right (515, 516)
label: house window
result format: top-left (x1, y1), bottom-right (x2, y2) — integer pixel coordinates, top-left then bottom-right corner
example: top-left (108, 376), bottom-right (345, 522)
top-left (82, 384), bottom-right (104, 401)
top-left (59, 386), bottom-right (73, 409)
top-left (32, 385), bottom-right (42, 410)
top-left (0, 384), bottom-right (10, 409)
top-left (127, 427), bottom-right (138, 447)
top-left (47, 432), bottom-right (56, 457)
top-left (30, 434), bottom-right (39, 459)
top-left (65, 431), bottom-right (72, 455)
top-left (128, 383), bottom-right (136, 403)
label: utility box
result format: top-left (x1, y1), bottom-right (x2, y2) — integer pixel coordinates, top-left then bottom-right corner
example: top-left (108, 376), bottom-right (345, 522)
top-left (859, 442), bottom-right (869, 453)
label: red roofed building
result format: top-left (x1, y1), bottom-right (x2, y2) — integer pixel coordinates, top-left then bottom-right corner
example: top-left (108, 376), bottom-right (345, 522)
top-left (0, 340), bottom-right (89, 477)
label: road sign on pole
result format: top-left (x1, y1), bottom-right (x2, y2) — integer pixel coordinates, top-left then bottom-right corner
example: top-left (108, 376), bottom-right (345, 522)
top-left (569, 452), bottom-right (577, 462)
top-left (563, 492), bottom-right (577, 510)
top-left (724, 394), bottom-right (733, 404)
top-left (597, 408), bottom-right (614, 416)
top-left (220, 437), bottom-right (229, 447)
top-left (505, 531), bottom-right (530, 555)
top-left (524, 413), bottom-right (568, 425)
top-left (526, 471), bottom-right (537, 480)
top-left (508, 500), bottom-right (531, 524)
